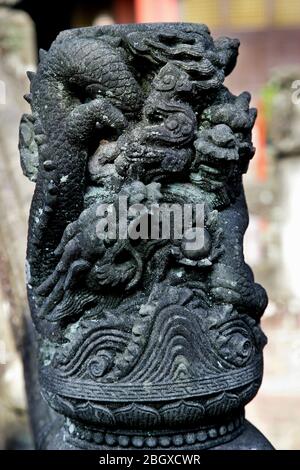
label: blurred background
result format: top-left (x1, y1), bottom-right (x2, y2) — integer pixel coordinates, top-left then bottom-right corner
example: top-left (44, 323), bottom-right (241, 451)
top-left (0, 0), bottom-right (300, 450)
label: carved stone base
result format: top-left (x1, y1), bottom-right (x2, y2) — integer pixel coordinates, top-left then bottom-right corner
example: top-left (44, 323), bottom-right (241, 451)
top-left (23, 317), bottom-right (273, 451)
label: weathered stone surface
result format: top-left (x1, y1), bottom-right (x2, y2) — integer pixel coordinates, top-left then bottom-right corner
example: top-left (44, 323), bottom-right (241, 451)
top-left (20, 23), bottom-right (270, 449)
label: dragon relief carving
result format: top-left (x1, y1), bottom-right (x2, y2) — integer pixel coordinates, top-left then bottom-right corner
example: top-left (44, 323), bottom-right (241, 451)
top-left (20, 23), bottom-right (267, 450)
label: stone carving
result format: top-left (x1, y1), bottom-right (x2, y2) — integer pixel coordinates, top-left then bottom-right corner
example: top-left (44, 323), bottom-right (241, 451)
top-left (20, 23), bottom-right (269, 449)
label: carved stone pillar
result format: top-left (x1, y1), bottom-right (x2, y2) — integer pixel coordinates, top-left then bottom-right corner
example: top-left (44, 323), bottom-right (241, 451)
top-left (19, 23), bottom-right (273, 450)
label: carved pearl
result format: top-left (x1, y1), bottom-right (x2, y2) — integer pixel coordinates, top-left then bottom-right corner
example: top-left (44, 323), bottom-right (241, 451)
top-left (196, 431), bottom-right (207, 442)
top-left (132, 436), bottom-right (144, 448)
top-left (185, 433), bottom-right (196, 445)
top-left (172, 435), bottom-right (184, 446)
top-left (145, 437), bottom-right (157, 448)
top-left (118, 435), bottom-right (130, 447)
top-left (159, 436), bottom-right (171, 447)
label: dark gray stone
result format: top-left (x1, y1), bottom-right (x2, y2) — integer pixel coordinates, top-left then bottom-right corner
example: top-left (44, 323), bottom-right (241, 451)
top-left (19, 22), bottom-right (271, 450)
